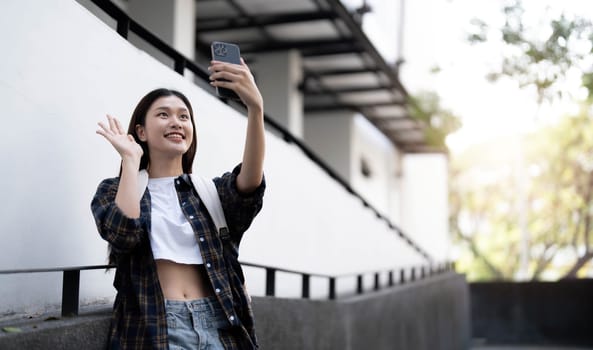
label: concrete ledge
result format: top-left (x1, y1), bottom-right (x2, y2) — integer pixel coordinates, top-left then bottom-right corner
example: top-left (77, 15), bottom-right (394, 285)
top-left (254, 272), bottom-right (469, 350)
top-left (0, 310), bottom-right (110, 349)
top-left (0, 273), bottom-right (469, 350)
top-left (253, 297), bottom-right (348, 349)
top-left (342, 272), bottom-right (470, 350)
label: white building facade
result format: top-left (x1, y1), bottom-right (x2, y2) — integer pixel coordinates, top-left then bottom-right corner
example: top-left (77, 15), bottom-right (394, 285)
top-left (0, 0), bottom-right (448, 318)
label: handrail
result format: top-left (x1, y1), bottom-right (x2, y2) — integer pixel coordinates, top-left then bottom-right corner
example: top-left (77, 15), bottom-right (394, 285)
top-left (0, 265), bottom-right (110, 318)
top-left (0, 261), bottom-right (454, 317)
top-left (0, 265), bottom-right (112, 274)
top-left (87, 0), bottom-right (433, 262)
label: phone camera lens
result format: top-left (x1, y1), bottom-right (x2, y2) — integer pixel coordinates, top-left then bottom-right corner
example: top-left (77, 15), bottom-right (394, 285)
top-left (214, 43), bottom-right (227, 57)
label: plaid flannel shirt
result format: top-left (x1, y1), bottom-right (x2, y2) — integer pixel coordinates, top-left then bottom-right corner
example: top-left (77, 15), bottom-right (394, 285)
top-left (91, 164), bottom-right (265, 349)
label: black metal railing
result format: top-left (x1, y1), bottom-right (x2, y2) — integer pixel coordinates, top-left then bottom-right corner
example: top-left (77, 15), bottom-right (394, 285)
top-left (0, 261), bottom-right (454, 317)
top-left (0, 265), bottom-right (110, 317)
top-left (87, 0), bottom-right (433, 262)
top-left (242, 261), bottom-right (456, 300)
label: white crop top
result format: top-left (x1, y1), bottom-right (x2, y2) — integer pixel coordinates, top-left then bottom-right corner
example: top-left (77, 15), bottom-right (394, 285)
top-left (147, 176), bottom-right (203, 265)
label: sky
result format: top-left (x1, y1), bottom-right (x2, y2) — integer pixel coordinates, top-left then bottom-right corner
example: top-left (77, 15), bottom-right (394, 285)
top-left (342, 0), bottom-right (593, 153)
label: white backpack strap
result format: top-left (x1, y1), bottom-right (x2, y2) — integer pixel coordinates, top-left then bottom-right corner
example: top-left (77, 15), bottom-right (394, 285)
top-left (137, 170), bottom-right (149, 198)
top-left (190, 174), bottom-right (229, 238)
top-left (191, 174), bottom-right (249, 294)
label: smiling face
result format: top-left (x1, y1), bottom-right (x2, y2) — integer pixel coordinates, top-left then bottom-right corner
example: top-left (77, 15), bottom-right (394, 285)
top-left (135, 95), bottom-right (195, 165)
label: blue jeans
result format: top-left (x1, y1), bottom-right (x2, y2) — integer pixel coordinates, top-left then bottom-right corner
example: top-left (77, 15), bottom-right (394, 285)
top-left (165, 296), bottom-right (229, 350)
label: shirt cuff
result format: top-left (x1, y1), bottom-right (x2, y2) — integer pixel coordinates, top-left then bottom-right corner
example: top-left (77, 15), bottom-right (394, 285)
top-left (230, 163), bottom-right (266, 198)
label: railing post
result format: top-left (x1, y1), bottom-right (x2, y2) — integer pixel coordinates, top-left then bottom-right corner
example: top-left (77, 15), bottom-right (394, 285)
top-left (265, 268), bottom-right (276, 297)
top-left (374, 272), bottom-right (380, 291)
top-left (356, 275), bottom-right (363, 294)
top-left (388, 270), bottom-right (394, 286)
top-left (400, 269), bottom-right (405, 284)
top-left (62, 270), bottom-right (80, 317)
top-left (116, 17), bottom-right (129, 39)
top-left (410, 267), bottom-right (416, 282)
top-left (174, 56), bottom-right (186, 75)
top-left (328, 277), bottom-right (336, 300)
top-left (301, 274), bottom-right (310, 299)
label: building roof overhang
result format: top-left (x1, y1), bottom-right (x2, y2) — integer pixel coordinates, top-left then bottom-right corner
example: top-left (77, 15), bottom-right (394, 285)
top-left (194, 0), bottom-right (436, 153)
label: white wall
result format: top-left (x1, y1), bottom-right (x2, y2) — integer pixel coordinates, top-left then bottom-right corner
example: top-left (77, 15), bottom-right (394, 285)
top-left (126, 0), bottom-right (196, 60)
top-left (250, 50), bottom-right (304, 138)
top-left (305, 113), bottom-right (405, 224)
top-left (0, 0), bottom-right (424, 319)
top-left (303, 112), bottom-right (353, 181)
top-left (401, 154), bottom-right (450, 262)
top-left (350, 115), bottom-right (402, 222)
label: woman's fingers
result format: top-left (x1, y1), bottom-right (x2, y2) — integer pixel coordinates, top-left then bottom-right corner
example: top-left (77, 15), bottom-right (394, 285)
top-left (96, 128), bottom-right (107, 138)
top-left (107, 114), bottom-right (118, 133)
top-left (114, 116), bottom-right (126, 135)
top-left (96, 114), bottom-right (143, 160)
top-left (209, 59), bottom-right (263, 109)
top-left (98, 114), bottom-right (125, 135)
top-left (209, 70), bottom-right (242, 83)
top-left (97, 120), bottom-right (112, 136)
top-left (209, 60), bottom-right (246, 75)
top-left (97, 114), bottom-right (126, 140)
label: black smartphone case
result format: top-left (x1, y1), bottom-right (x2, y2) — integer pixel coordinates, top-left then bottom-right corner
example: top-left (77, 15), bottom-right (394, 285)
top-left (211, 41), bottom-right (241, 100)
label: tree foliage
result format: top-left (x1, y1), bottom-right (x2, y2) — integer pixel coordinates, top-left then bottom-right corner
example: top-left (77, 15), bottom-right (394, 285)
top-left (452, 110), bottom-right (593, 280)
top-left (467, 0), bottom-right (593, 104)
top-left (452, 1), bottom-right (593, 280)
top-left (408, 91), bottom-right (462, 151)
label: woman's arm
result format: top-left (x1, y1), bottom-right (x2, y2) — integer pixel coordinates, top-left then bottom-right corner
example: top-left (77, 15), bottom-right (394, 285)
top-left (96, 114), bottom-right (144, 218)
top-left (91, 177), bottom-right (144, 252)
top-left (209, 58), bottom-right (265, 194)
top-left (238, 103), bottom-right (265, 193)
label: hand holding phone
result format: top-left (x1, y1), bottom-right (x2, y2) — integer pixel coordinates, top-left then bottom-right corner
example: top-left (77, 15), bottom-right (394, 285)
top-left (210, 41), bottom-right (241, 100)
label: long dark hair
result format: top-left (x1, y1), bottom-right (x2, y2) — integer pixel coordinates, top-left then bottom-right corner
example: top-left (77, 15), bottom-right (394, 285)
top-left (121, 88), bottom-right (198, 174)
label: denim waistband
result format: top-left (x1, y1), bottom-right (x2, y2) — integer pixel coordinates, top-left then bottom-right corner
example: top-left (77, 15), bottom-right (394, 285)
top-left (164, 296), bottom-right (222, 315)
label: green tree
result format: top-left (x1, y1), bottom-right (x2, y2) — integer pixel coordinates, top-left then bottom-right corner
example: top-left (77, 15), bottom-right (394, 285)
top-left (450, 136), bottom-right (523, 280)
top-left (451, 0), bottom-right (593, 280)
top-left (525, 110), bottom-right (593, 278)
top-left (452, 110), bottom-right (593, 280)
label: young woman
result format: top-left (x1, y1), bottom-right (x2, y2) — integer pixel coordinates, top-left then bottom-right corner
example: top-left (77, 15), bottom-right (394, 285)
top-left (91, 59), bottom-right (265, 349)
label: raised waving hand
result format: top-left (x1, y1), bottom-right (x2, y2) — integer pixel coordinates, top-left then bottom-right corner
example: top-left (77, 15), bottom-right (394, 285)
top-left (96, 114), bottom-right (142, 218)
top-left (96, 114), bottom-right (143, 162)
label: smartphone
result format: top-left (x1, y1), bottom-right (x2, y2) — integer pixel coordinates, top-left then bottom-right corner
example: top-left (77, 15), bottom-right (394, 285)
top-left (210, 41), bottom-right (241, 100)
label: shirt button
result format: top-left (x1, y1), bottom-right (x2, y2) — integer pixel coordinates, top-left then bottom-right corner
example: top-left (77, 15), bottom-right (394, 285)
top-left (206, 263), bottom-right (211, 268)
top-left (189, 215), bottom-right (194, 219)
top-left (229, 316), bottom-right (235, 322)
top-left (199, 237), bottom-right (205, 242)
top-left (215, 288), bottom-right (221, 294)
top-left (181, 202), bottom-right (186, 206)
top-left (176, 180), bottom-right (180, 185)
